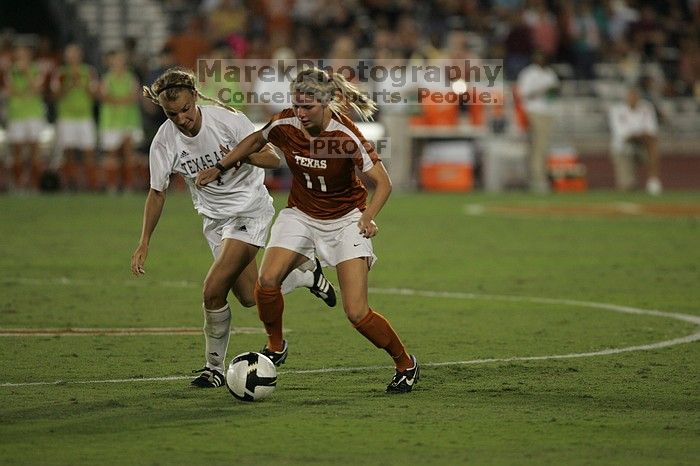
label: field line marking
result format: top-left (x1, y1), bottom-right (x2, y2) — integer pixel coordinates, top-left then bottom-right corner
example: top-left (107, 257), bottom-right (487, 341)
top-left (2, 331), bottom-right (699, 388)
top-left (0, 327), bottom-right (266, 337)
top-left (1, 287), bottom-right (698, 389)
top-left (368, 287), bottom-right (700, 325)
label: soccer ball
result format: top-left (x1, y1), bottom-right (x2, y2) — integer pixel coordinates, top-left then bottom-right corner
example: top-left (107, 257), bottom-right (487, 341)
top-left (226, 352), bottom-right (277, 401)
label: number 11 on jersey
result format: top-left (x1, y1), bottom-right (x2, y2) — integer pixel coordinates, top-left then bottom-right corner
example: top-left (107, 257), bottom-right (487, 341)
top-left (303, 172), bottom-right (327, 192)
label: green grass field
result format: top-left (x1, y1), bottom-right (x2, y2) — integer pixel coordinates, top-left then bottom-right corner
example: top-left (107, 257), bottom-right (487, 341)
top-left (1, 191), bottom-right (699, 465)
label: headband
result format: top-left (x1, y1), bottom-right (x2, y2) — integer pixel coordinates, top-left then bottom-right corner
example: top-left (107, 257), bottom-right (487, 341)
top-left (157, 83), bottom-right (195, 95)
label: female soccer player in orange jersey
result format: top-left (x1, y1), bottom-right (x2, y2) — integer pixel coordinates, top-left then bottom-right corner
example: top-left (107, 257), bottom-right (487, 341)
top-left (197, 67), bottom-right (418, 393)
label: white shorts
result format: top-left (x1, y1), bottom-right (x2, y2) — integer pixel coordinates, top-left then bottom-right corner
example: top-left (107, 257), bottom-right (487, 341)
top-left (267, 207), bottom-right (377, 268)
top-left (100, 128), bottom-right (143, 151)
top-left (56, 119), bottom-right (96, 151)
top-left (202, 203), bottom-right (275, 258)
top-left (6, 119), bottom-right (45, 144)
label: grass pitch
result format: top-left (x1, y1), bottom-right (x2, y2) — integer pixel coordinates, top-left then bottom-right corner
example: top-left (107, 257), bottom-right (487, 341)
top-left (1, 191), bottom-right (699, 465)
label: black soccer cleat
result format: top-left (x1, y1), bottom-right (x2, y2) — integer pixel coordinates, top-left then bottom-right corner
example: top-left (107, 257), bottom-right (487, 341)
top-left (386, 355), bottom-right (420, 394)
top-left (191, 366), bottom-right (226, 388)
top-left (261, 339), bottom-right (288, 366)
top-left (308, 258), bottom-right (337, 307)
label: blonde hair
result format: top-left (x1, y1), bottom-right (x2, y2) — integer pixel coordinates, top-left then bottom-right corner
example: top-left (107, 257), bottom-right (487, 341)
top-left (142, 67), bottom-right (238, 113)
top-left (291, 67), bottom-right (377, 121)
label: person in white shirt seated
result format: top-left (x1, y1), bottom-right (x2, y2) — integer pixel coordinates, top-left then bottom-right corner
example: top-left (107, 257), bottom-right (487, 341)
top-left (608, 87), bottom-right (662, 195)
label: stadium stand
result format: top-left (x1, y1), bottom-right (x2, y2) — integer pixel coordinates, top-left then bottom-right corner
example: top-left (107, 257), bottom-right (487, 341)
top-left (1, 0), bottom-right (698, 192)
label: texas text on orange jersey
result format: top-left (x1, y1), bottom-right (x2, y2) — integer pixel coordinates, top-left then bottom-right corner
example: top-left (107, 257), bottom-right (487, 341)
top-left (262, 108), bottom-right (380, 220)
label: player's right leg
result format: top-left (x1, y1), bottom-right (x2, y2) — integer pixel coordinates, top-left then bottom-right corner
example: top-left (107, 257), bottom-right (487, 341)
top-left (258, 208), bottom-right (318, 364)
top-left (281, 258), bottom-right (337, 307)
top-left (193, 238), bottom-right (259, 388)
top-left (256, 247), bottom-right (309, 365)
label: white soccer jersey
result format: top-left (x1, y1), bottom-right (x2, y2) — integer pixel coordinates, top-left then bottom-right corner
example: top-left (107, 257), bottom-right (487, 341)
top-left (608, 100), bottom-right (658, 152)
top-left (149, 105), bottom-right (272, 219)
top-left (517, 63), bottom-right (559, 115)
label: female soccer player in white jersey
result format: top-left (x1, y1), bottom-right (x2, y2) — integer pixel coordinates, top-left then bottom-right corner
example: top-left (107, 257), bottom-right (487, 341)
top-left (131, 68), bottom-right (336, 388)
top-left (196, 68), bottom-right (419, 393)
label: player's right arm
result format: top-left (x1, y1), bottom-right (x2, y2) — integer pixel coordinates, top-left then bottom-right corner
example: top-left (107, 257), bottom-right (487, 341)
top-left (131, 188), bottom-right (166, 276)
top-left (246, 143), bottom-right (280, 169)
top-left (195, 130), bottom-right (268, 186)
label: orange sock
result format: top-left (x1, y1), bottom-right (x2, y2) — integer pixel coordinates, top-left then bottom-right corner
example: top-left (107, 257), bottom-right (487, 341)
top-left (85, 163), bottom-right (98, 191)
top-left (354, 309), bottom-right (412, 371)
top-left (254, 281), bottom-right (285, 352)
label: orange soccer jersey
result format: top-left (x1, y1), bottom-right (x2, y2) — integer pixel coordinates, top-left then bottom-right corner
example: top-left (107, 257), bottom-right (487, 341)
top-left (261, 109), bottom-right (380, 220)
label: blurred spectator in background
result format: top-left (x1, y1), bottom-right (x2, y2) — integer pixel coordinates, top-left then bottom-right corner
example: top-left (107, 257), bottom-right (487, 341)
top-left (199, 44), bottom-right (247, 113)
top-left (523, 0), bottom-right (559, 61)
top-left (504, 8), bottom-right (534, 80)
top-left (611, 38), bottom-right (643, 85)
top-left (206, 0), bottom-right (248, 45)
top-left (51, 43), bottom-right (98, 191)
top-left (629, 5), bottom-right (666, 62)
top-left (4, 44), bottom-right (46, 191)
top-left (262, 0), bottom-right (295, 50)
top-left (124, 36), bottom-right (150, 84)
top-left (99, 49), bottom-right (142, 193)
top-left (517, 50), bottom-right (559, 193)
top-left (142, 45), bottom-right (176, 149)
top-left (608, 87), bottom-right (661, 194)
top-left (253, 47), bottom-right (296, 121)
top-left (566, 0), bottom-right (603, 80)
top-left (0, 30), bottom-right (13, 71)
top-left (604, 0), bottom-right (638, 43)
top-left (678, 35), bottom-right (700, 98)
top-left (165, 16), bottom-right (212, 70)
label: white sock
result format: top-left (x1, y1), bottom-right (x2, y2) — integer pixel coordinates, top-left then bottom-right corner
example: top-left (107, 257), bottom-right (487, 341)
top-left (203, 304), bottom-right (231, 372)
top-left (281, 267), bottom-right (315, 295)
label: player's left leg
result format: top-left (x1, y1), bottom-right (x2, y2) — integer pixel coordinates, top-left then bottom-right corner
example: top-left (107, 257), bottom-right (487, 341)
top-left (336, 258), bottom-right (418, 392)
top-left (193, 238), bottom-right (259, 388)
top-left (281, 258), bottom-right (337, 307)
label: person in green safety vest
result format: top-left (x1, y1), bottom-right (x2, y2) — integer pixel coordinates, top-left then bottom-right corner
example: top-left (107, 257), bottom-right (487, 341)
top-left (4, 44), bottom-right (46, 191)
top-left (98, 49), bottom-right (142, 193)
top-left (51, 43), bottom-right (98, 191)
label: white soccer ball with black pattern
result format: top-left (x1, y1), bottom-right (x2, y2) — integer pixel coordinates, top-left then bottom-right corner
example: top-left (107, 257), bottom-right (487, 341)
top-left (226, 352), bottom-right (277, 401)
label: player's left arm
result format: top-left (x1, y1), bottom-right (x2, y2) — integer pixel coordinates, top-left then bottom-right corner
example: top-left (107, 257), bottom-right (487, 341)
top-left (358, 161), bottom-right (392, 238)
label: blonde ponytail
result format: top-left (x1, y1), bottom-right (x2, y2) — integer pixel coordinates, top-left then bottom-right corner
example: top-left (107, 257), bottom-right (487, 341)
top-left (291, 67), bottom-right (377, 121)
top-left (143, 67), bottom-right (239, 113)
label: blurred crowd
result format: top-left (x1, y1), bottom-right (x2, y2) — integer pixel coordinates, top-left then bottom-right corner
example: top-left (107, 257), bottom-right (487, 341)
top-left (0, 0), bottom-right (698, 193)
top-left (185, 0), bottom-right (700, 94)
